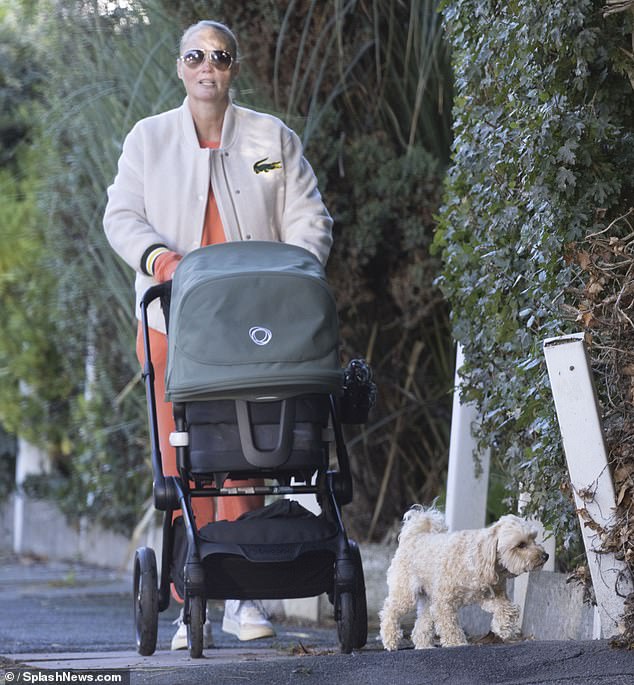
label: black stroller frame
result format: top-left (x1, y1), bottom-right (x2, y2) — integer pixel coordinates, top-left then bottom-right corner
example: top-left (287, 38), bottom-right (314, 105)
top-left (133, 263), bottom-right (369, 658)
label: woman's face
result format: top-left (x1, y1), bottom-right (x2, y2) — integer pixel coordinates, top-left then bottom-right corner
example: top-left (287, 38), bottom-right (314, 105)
top-left (177, 27), bottom-right (239, 106)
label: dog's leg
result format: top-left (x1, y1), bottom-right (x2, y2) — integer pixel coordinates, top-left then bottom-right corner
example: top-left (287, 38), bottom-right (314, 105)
top-left (411, 596), bottom-right (435, 649)
top-left (430, 599), bottom-right (468, 647)
top-left (481, 597), bottom-right (521, 641)
top-left (379, 583), bottom-right (416, 651)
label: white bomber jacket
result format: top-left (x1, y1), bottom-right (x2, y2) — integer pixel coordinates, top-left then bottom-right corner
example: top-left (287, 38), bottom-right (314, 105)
top-left (103, 97), bottom-right (333, 332)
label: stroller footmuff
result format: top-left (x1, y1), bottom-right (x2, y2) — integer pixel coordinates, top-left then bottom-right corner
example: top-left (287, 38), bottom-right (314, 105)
top-left (133, 242), bottom-right (373, 657)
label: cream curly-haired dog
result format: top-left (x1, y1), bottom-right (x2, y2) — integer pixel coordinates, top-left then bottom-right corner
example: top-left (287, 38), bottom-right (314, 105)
top-left (379, 505), bottom-right (549, 650)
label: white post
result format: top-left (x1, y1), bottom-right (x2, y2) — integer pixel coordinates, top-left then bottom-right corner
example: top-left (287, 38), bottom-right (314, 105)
top-left (543, 333), bottom-right (632, 639)
top-left (445, 344), bottom-right (490, 531)
top-left (14, 436), bottom-right (51, 555)
top-left (13, 382), bottom-right (53, 555)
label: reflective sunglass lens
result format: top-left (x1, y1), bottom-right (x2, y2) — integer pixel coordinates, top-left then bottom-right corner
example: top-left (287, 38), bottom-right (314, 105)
top-left (210, 50), bottom-right (233, 71)
top-left (183, 49), bottom-right (205, 66)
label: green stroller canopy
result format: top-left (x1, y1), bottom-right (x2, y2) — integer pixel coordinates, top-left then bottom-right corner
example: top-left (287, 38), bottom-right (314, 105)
top-left (165, 241), bottom-right (343, 401)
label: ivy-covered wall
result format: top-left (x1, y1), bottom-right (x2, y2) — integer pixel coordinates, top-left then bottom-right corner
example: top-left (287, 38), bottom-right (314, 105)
top-left (436, 0), bottom-right (634, 629)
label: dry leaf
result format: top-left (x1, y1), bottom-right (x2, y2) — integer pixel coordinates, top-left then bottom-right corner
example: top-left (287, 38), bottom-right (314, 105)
top-left (577, 251), bottom-right (592, 270)
top-left (587, 281), bottom-right (604, 296)
top-left (616, 483), bottom-right (629, 506)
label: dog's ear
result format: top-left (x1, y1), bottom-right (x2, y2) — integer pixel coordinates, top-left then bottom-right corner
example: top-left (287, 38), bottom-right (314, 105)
top-left (480, 526), bottom-right (500, 585)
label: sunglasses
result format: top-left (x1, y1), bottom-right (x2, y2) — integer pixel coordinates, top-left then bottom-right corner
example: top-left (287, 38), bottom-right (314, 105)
top-left (180, 49), bottom-right (234, 72)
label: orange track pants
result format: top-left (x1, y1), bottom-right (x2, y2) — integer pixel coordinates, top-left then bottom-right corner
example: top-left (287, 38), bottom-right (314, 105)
top-left (136, 323), bottom-right (264, 526)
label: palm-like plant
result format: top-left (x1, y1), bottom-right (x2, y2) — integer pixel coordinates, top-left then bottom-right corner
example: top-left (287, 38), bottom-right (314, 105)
top-left (270, 0), bottom-right (452, 159)
top-left (259, 0), bottom-right (454, 537)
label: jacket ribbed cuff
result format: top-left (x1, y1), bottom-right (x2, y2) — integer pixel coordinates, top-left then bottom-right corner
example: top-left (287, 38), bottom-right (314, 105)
top-left (141, 243), bottom-right (170, 276)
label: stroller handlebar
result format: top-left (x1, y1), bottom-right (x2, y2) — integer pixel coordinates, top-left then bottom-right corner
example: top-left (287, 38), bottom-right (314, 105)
top-left (140, 282), bottom-right (178, 510)
top-left (140, 281), bottom-right (172, 307)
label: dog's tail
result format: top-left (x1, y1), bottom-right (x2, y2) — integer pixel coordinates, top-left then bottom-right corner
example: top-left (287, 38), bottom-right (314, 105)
top-left (398, 504), bottom-right (448, 543)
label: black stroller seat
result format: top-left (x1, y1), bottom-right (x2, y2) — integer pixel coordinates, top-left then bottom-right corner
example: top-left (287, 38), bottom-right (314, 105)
top-left (183, 394), bottom-right (330, 486)
top-left (133, 241), bottom-right (374, 658)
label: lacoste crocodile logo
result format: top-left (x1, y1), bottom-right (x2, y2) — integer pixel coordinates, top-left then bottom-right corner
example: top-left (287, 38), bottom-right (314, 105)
top-left (253, 157), bottom-right (282, 174)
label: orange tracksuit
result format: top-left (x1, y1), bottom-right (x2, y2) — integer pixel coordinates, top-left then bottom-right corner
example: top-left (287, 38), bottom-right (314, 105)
top-left (136, 139), bottom-right (263, 527)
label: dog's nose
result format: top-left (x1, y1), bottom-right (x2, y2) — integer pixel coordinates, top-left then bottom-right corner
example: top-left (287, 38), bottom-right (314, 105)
top-left (541, 551), bottom-right (549, 563)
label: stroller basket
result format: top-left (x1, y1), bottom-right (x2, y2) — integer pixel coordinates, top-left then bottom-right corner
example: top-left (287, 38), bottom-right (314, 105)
top-left (170, 500), bottom-right (340, 599)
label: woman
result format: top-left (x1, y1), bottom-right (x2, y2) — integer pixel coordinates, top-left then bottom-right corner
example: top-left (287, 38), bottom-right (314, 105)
top-left (103, 20), bottom-right (333, 649)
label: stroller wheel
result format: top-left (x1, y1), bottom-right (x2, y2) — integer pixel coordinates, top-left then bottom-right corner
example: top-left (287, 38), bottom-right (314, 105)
top-left (133, 547), bottom-right (159, 656)
top-left (187, 595), bottom-right (205, 658)
top-left (336, 592), bottom-right (355, 654)
top-left (349, 540), bottom-right (368, 649)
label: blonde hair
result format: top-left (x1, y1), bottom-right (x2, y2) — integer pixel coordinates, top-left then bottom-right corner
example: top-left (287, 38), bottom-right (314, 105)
top-left (179, 20), bottom-right (239, 60)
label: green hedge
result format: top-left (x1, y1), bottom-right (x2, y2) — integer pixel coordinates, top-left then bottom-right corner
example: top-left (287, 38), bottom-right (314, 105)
top-left (435, 0), bottom-right (634, 554)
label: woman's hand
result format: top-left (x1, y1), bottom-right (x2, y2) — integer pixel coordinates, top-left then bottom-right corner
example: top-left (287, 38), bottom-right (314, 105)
top-left (153, 251), bottom-right (182, 282)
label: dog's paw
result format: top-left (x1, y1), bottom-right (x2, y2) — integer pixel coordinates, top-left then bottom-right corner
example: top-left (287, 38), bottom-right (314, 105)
top-left (438, 627), bottom-right (468, 648)
top-left (492, 617), bottom-right (522, 641)
top-left (497, 624), bottom-right (522, 641)
top-left (439, 636), bottom-right (469, 648)
top-left (381, 636), bottom-right (402, 651)
top-left (380, 629), bottom-right (403, 651)
top-left (491, 603), bottom-right (521, 641)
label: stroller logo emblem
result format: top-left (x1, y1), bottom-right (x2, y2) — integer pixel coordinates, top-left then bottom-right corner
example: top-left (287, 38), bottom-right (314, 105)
top-left (249, 326), bottom-right (272, 346)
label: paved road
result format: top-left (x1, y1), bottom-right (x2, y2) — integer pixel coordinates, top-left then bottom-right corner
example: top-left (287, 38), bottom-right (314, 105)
top-left (1, 553), bottom-right (633, 684)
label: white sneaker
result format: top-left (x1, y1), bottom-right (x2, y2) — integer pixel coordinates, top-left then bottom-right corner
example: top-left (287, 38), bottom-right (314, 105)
top-left (222, 600), bottom-right (276, 641)
top-left (171, 607), bottom-right (213, 650)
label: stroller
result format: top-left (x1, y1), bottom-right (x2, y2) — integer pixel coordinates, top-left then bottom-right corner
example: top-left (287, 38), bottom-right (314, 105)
top-left (133, 241), bottom-right (375, 657)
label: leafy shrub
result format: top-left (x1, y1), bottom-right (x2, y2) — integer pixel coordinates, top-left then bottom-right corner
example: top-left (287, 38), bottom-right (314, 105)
top-left (436, 0), bottom-right (634, 563)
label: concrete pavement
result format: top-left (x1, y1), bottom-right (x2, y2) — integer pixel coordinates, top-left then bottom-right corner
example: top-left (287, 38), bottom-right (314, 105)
top-left (5, 640), bottom-right (634, 685)
top-left (0, 552), bottom-right (351, 664)
top-left (2, 552), bottom-right (634, 684)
